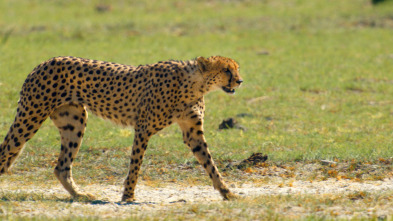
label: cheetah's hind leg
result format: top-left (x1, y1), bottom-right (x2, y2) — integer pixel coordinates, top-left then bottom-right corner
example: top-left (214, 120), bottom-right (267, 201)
top-left (0, 103), bottom-right (50, 175)
top-left (50, 103), bottom-right (95, 201)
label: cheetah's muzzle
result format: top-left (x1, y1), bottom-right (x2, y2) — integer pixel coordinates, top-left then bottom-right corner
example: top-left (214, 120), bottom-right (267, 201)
top-left (222, 86), bottom-right (235, 94)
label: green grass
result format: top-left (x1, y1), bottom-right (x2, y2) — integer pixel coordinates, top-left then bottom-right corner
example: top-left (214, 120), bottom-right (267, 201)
top-left (1, 0), bottom-right (393, 164)
top-left (1, 0), bottom-right (393, 219)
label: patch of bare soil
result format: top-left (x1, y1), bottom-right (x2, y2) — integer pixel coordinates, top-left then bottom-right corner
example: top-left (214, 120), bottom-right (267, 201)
top-left (1, 178), bottom-right (393, 219)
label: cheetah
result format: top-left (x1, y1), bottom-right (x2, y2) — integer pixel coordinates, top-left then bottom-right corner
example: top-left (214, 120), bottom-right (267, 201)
top-left (0, 56), bottom-right (243, 201)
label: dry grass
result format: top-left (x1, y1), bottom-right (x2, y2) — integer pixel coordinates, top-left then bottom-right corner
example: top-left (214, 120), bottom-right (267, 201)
top-left (1, 181), bottom-right (392, 220)
top-left (1, 159), bottom-right (392, 220)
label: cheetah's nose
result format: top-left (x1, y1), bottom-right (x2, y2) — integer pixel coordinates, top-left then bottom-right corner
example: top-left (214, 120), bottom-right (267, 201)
top-left (236, 80), bottom-right (243, 84)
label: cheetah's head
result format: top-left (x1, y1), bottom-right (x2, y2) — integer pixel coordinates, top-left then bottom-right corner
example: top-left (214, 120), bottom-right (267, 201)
top-left (197, 56), bottom-right (243, 94)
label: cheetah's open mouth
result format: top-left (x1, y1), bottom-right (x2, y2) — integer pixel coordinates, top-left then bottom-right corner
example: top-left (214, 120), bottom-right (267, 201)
top-left (222, 86), bottom-right (235, 94)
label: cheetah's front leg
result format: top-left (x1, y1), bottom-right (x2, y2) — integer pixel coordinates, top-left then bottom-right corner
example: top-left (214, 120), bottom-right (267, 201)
top-left (178, 119), bottom-right (237, 200)
top-left (122, 129), bottom-right (152, 202)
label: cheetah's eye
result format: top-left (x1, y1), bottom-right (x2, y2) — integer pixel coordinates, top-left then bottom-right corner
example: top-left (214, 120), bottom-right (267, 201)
top-left (224, 69), bottom-right (232, 75)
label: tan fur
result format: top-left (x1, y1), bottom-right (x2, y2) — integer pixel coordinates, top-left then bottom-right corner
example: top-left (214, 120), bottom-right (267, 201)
top-left (0, 56), bottom-right (243, 201)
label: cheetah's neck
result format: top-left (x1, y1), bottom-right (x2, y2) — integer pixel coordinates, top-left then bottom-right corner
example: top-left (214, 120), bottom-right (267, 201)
top-left (177, 60), bottom-right (210, 100)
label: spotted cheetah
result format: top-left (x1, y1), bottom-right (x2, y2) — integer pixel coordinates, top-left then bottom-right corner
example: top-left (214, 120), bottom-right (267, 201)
top-left (0, 56), bottom-right (243, 201)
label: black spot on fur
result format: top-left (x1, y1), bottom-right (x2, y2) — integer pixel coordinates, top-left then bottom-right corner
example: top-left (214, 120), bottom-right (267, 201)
top-left (192, 145), bottom-right (201, 153)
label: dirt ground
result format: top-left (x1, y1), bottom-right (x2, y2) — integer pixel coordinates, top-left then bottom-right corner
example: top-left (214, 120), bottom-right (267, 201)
top-left (1, 178), bottom-right (392, 219)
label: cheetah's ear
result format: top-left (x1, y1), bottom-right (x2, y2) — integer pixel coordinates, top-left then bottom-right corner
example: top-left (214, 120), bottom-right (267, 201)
top-left (197, 56), bottom-right (209, 72)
